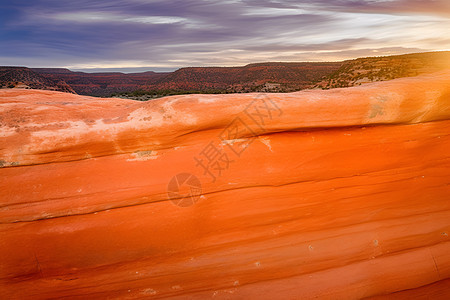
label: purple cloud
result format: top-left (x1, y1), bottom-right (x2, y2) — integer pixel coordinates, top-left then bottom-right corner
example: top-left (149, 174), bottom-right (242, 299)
top-left (0, 0), bottom-right (448, 70)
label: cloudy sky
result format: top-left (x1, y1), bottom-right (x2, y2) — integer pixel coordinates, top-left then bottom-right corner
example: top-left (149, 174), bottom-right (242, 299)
top-left (1, 0), bottom-right (449, 72)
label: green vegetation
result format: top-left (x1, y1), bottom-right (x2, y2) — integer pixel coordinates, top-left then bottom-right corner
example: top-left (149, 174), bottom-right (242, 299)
top-left (112, 88), bottom-right (241, 100)
top-left (314, 51), bottom-right (450, 89)
top-left (111, 84), bottom-right (295, 100)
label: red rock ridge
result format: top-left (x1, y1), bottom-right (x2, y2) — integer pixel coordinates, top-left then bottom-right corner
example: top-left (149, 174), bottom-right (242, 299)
top-left (0, 71), bottom-right (449, 299)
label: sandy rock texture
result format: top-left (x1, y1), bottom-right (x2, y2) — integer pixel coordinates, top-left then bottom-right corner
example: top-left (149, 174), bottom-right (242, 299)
top-left (0, 71), bottom-right (449, 299)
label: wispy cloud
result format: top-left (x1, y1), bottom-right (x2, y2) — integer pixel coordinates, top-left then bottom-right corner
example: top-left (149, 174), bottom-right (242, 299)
top-left (0, 0), bottom-right (448, 70)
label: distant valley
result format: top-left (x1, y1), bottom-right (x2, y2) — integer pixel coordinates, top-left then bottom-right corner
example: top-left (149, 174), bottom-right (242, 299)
top-left (1, 51), bottom-right (449, 99)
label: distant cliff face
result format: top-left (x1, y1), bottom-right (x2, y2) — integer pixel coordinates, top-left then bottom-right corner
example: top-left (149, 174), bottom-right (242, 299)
top-left (0, 71), bottom-right (449, 299)
top-left (150, 62), bottom-right (342, 93)
top-left (33, 68), bottom-right (169, 96)
top-left (2, 51), bottom-right (450, 98)
top-left (31, 62), bottom-right (342, 97)
top-left (314, 51), bottom-right (450, 89)
top-left (0, 67), bottom-right (76, 93)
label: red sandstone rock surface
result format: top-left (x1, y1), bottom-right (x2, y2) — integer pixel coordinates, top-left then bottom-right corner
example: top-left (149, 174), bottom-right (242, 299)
top-left (0, 71), bottom-right (449, 299)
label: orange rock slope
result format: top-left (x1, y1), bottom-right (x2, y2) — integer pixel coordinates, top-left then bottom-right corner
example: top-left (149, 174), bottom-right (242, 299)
top-left (0, 71), bottom-right (449, 299)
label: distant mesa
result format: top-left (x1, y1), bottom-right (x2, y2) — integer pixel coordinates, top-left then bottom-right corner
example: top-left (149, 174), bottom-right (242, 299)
top-left (314, 51), bottom-right (450, 89)
top-left (0, 66), bottom-right (76, 94)
top-left (1, 51), bottom-right (449, 98)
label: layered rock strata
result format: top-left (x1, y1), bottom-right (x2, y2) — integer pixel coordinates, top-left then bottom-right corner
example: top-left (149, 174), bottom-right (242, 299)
top-left (0, 71), bottom-right (449, 299)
